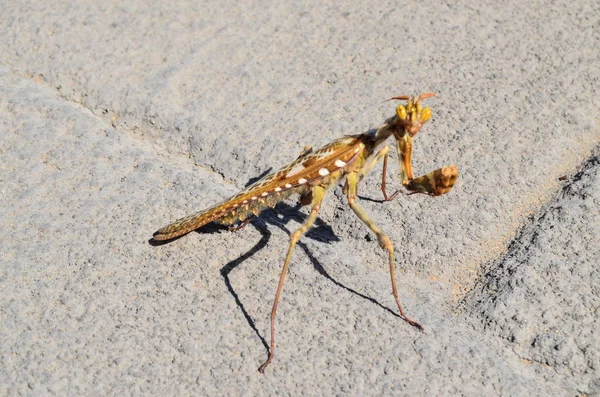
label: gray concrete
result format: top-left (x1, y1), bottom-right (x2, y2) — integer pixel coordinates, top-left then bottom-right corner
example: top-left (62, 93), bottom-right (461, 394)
top-left (1, 0), bottom-right (598, 395)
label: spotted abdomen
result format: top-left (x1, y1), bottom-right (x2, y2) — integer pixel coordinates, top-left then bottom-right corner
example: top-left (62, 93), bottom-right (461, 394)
top-left (153, 136), bottom-right (365, 240)
top-left (152, 185), bottom-right (305, 240)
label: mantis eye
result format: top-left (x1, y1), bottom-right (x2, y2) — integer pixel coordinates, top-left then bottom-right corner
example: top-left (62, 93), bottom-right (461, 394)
top-left (421, 107), bottom-right (432, 123)
top-left (396, 105), bottom-right (407, 120)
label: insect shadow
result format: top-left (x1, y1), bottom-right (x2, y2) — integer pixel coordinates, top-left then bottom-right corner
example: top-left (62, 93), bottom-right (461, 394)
top-left (150, 169), bottom-right (401, 353)
top-left (357, 194), bottom-right (387, 204)
top-left (217, 169), bottom-right (401, 352)
top-left (218, 202), bottom-right (400, 353)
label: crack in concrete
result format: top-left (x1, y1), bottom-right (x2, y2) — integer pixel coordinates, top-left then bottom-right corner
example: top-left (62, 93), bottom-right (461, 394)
top-left (5, 67), bottom-right (241, 189)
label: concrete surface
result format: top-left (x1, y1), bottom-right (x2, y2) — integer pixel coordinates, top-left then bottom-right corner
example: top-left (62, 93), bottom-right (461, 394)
top-left (1, 0), bottom-right (598, 395)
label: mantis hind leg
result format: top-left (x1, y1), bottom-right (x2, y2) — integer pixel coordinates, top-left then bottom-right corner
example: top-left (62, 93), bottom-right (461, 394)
top-left (258, 185), bottom-right (326, 373)
top-left (345, 172), bottom-right (423, 330)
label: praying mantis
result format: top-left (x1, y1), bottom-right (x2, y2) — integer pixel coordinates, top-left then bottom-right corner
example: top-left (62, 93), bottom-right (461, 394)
top-left (153, 93), bottom-right (459, 372)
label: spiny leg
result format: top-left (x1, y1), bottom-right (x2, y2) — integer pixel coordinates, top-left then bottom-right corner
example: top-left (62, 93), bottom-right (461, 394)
top-left (345, 172), bottom-right (423, 330)
top-left (395, 135), bottom-right (458, 197)
top-left (404, 166), bottom-right (459, 196)
top-left (258, 185), bottom-right (326, 373)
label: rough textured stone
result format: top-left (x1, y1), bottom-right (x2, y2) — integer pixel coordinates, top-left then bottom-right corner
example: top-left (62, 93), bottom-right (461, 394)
top-left (1, 0), bottom-right (598, 395)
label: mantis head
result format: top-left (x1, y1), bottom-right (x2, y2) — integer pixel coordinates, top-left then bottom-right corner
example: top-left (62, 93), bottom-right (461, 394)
top-left (389, 93), bottom-right (435, 137)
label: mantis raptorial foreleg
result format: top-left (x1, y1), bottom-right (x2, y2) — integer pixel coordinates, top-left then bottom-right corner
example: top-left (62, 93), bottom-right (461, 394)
top-left (381, 137), bottom-right (459, 200)
top-left (404, 166), bottom-right (459, 196)
top-left (258, 185), bottom-right (326, 373)
top-left (382, 156), bottom-right (459, 198)
top-left (345, 172), bottom-right (423, 330)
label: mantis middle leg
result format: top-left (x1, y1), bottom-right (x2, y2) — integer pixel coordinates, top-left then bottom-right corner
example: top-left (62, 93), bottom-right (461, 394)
top-left (345, 171), bottom-right (423, 330)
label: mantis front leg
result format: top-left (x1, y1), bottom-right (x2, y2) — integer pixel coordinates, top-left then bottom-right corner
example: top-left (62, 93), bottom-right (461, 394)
top-left (404, 165), bottom-right (458, 196)
top-left (345, 172), bottom-right (423, 330)
top-left (381, 136), bottom-right (458, 199)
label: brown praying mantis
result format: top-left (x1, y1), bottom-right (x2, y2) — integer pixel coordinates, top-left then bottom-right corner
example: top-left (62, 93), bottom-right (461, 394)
top-left (152, 93), bottom-right (459, 372)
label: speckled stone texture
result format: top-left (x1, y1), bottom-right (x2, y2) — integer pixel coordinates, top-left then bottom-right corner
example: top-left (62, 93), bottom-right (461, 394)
top-left (0, 0), bottom-right (598, 395)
